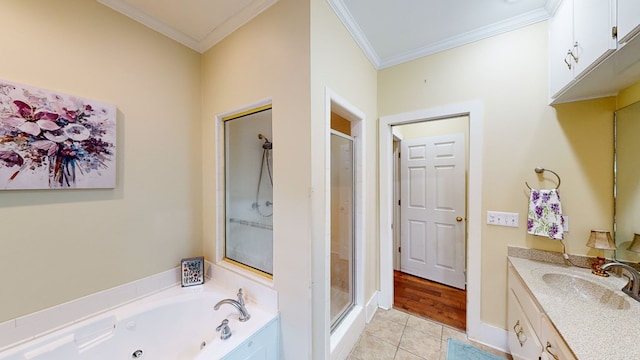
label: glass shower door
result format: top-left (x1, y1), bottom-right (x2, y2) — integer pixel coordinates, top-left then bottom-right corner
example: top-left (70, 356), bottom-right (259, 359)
top-left (330, 131), bottom-right (355, 331)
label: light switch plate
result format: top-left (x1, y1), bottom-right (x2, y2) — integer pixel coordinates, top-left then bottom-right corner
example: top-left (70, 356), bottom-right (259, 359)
top-left (487, 211), bottom-right (519, 227)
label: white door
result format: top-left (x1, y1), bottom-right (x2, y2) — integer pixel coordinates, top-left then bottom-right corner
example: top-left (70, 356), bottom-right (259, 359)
top-left (400, 133), bottom-right (466, 289)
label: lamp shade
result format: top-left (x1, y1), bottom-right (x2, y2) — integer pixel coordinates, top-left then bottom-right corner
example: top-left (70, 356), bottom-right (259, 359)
top-left (586, 230), bottom-right (616, 250)
top-left (628, 233), bottom-right (640, 253)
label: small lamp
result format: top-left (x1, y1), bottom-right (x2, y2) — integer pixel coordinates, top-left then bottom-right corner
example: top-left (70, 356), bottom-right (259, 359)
top-left (586, 230), bottom-right (616, 277)
top-left (627, 233), bottom-right (640, 253)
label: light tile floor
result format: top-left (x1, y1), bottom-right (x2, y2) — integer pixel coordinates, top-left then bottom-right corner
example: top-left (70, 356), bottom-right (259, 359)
top-left (347, 308), bottom-right (512, 360)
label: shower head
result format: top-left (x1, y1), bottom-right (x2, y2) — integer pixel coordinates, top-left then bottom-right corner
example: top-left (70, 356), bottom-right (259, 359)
top-left (258, 133), bottom-right (272, 150)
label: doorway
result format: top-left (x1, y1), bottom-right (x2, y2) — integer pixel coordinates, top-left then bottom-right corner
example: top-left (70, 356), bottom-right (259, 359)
top-left (379, 101), bottom-right (488, 342)
top-left (391, 118), bottom-right (468, 330)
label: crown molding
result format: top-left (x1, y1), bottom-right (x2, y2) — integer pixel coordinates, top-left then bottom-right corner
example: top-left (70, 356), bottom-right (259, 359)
top-left (199, 0), bottom-right (278, 53)
top-left (326, 0), bottom-right (382, 69)
top-left (544, 0), bottom-right (563, 17)
top-left (97, 0), bottom-right (201, 51)
top-left (329, 0), bottom-right (555, 70)
top-left (378, 8), bottom-right (551, 69)
top-left (97, 0), bottom-right (278, 53)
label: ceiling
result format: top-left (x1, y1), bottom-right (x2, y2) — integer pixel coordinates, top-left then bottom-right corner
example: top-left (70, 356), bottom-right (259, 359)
top-left (97, 0), bottom-right (560, 69)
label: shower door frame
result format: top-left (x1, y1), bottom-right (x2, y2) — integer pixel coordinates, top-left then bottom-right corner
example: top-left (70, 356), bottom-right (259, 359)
top-left (329, 129), bottom-right (356, 332)
top-left (323, 88), bottom-right (367, 360)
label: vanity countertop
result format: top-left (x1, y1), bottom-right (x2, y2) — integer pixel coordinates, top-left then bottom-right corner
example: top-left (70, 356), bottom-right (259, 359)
top-left (508, 256), bottom-right (640, 360)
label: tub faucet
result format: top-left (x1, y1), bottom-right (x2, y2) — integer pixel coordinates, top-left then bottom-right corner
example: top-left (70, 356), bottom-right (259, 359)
top-left (601, 262), bottom-right (640, 303)
top-left (237, 288), bottom-right (245, 306)
top-left (214, 297), bottom-right (251, 322)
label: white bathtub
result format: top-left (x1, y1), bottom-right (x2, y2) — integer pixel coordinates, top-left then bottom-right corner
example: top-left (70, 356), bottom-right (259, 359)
top-left (0, 283), bottom-right (279, 360)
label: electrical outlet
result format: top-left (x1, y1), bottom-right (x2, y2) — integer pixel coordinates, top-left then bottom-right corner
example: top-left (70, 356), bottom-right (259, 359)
top-left (487, 211), bottom-right (519, 228)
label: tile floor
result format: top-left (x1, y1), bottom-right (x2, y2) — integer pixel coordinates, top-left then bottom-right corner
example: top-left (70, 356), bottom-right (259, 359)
top-left (347, 308), bottom-right (512, 360)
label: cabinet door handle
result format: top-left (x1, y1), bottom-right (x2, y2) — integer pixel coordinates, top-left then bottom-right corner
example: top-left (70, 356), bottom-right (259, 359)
top-left (572, 41), bottom-right (579, 63)
top-left (513, 320), bottom-right (521, 333)
top-left (564, 43), bottom-right (579, 70)
top-left (546, 341), bottom-right (560, 360)
top-left (564, 50), bottom-right (573, 69)
top-left (513, 320), bottom-right (527, 346)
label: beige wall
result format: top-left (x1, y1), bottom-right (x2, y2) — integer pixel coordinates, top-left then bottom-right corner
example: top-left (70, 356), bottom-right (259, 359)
top-left (201, 0), bottom-right (312, 357)
top-left (618, 81), bottom-right (640, 109)
top-left (0, 0), bottom-right (202, 322)
top-left (310, 0), bottom-right (378, 357)
top-left (379, 22), bottom-right (616, 329)
top-left (394, 116), bottom-right (468, 140)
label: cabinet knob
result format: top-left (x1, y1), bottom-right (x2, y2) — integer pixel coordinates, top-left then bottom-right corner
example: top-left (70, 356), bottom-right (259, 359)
top-left (456, 216), bottom-right (463, 222)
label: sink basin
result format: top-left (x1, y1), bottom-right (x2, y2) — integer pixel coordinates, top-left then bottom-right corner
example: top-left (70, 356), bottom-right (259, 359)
top-left (541, 273), bottom-right (630, 310)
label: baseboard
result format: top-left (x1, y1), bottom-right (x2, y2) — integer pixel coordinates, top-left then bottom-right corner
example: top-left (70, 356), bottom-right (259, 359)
top-left (468, 322), bottom-right (509, 354)
top-left (365, 291), bottom-right (379, 322)
top-left (330, 306), bottom-right (365, 360)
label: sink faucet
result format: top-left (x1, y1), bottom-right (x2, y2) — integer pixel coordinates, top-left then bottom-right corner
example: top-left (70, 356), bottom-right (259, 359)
top-left (214, 288), bottom-right (251, 321)
top-left (601, 262), bottom-right (640, 302)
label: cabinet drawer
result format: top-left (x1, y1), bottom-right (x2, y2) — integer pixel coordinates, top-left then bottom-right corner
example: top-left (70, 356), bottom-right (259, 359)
top-left (507, 289), bottom-right (543, 360)
top-left (541, 315), bottom-right (577, 360)
top-left (508, 264), bottom-right (542, 331)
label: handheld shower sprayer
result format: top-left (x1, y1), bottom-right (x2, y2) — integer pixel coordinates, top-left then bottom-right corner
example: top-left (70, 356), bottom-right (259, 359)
top-left (258, 133), bottom-right (272, 150)
top-left (255, 133), bottom-right (273, 217)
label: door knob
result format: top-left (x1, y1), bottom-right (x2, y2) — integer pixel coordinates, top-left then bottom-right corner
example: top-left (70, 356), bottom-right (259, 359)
top-left (456, 217), bottom-right (463, 222)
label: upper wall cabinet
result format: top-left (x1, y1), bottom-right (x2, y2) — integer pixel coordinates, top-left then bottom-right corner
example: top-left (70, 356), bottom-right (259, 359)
top-left (549, 0), bottom-right (617, 99)
top-left (618, 0), bottom-right (640, 43)
top-left (548, 0), bottom-right (576, 97)
top-left (549, 0), bottom-right (640, 104)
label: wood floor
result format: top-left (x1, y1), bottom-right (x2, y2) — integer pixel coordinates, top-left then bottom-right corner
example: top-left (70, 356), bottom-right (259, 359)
top-left (393, 270), bottom-right (466, 331)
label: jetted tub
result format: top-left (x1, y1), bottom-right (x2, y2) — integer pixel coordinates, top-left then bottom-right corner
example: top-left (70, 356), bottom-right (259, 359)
top-left (0, 283), bottom-right (279, 360)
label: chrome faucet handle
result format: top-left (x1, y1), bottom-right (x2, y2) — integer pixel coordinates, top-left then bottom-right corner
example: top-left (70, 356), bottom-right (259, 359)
top-left (622, 273), bottom-right (635, 293)
top-left (601, 262), bottom-right (640, 301)
top-left (216, 319), bottom-right (231, 340)
top-left (237, 288), bottom-right (245, 306)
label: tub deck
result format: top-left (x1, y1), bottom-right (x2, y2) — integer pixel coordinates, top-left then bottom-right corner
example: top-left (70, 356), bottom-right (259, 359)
top-left (0, 281), bottom-right (279, 360)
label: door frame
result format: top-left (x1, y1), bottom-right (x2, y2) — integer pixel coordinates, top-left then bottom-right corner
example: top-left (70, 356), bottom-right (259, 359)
top-left (379, 101), bottom-right (504, 348)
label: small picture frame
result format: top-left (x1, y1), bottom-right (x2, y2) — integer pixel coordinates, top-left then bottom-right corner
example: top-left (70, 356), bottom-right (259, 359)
top-left (181, 256), bottom-right (204, 287)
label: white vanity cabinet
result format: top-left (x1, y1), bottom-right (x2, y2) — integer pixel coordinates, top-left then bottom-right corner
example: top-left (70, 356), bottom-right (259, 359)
top-left (540, 315), bottom-right (576, 360)
top-left (507, 262), bottom-right (577, 360)
top-left (507, 289), bottom-right (542, 360)
top-left (549, 0), bottom-right (617, 98)
top-left (221, 318), bottom-right (279, 360)
top-left (617, 0), bottom-right (640, 44)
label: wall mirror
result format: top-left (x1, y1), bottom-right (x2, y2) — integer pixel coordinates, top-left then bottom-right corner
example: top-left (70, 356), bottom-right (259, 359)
top-left (614, 100), bottom-right (640, 263)
top-left (224, 106), bottom-right (273, 276)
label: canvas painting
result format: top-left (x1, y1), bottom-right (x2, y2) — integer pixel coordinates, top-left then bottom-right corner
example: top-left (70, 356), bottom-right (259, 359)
top-left (0, 79), bottom-right (116, 189)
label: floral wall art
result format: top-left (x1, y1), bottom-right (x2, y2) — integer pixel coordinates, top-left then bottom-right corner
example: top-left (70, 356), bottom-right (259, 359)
top-left (0, 79), bottom-right (116, 189)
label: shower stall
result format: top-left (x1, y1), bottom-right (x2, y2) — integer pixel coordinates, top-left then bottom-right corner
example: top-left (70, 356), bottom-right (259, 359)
top-left (330, 130), bottom-right (355, 331)
top-left (224, 107), bottom-right (273, 275)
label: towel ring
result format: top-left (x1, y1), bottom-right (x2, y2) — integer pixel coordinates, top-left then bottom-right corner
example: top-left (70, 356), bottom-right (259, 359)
top-left (525, 167), bottom-right (561, 190)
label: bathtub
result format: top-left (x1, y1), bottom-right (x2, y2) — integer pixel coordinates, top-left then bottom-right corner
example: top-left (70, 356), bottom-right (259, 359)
top-left (0, 282), bottom-right (279, 360)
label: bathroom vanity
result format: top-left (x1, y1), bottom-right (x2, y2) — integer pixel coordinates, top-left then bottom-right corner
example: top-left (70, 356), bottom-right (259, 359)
top-left (507, 257), bottom-right (638, 359)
